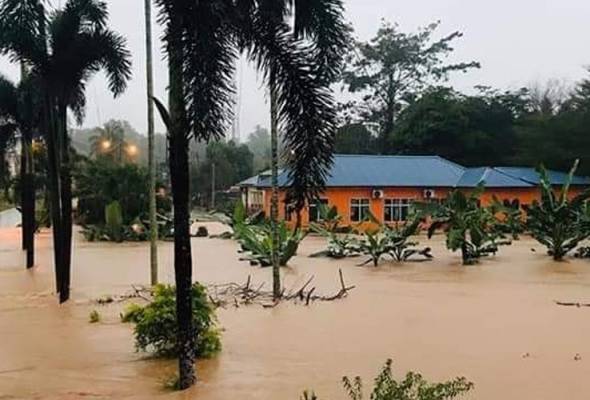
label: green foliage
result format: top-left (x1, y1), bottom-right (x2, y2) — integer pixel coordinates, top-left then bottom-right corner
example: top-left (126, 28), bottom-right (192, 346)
top-left (89, 310), bottom-right (101, 324)
top-left (310, 204), bottom-right (361, 259)
top-left (341, 359), bottom-right (473, 400)
top-left (423, 186), bottom-right (510, 265)
top-left (105, 201), bottom-right (124, 242)
top-left (342, 20), bottom-right (479, 147)
top-left (490, 197), bottom-right (524, 240)
top-left (121, 284), bottom-right (221, 359)
top-left (526, 162), bottom-right (590, 261)
top-left (357, 212), bottom-right (432, 266)
top-left (235, 221), bottom-right (306, 267)
top-left (190, 140), bottom-right (254, 208)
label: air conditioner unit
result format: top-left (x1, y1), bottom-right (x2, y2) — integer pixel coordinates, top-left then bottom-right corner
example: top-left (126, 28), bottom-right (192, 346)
top-left (372, 189), bottom-right (384, 199)
top-left (423, 189), bottom-right (436, 199)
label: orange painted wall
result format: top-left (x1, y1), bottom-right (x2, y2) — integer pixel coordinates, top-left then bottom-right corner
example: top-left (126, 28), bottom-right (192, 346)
top-left (259, 186), bottom-right (588, 228)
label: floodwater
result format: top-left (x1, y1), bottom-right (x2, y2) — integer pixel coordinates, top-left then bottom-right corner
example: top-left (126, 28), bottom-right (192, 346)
top-left (2, 224), bottom-right (590, 400)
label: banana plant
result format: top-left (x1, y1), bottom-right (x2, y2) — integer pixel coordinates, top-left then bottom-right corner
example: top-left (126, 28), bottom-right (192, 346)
top-left (234, 221), bottom-right (306, 267)
top-left (309, 205), bottom-right (361, 258)
top-left (526, 161), bottom-right (590, 261)
top-left (422, 185), bottom-right (510, 265)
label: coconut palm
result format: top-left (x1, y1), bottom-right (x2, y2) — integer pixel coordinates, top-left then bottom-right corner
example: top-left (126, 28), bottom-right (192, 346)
top-left (0, 0), bottom-right (132, 302)
top-left (0, 73), bottom-right (41, 269)
top-left (153, 0), bottom-right (346, 389)
top-left (251, 0), bottom-right (349, 299)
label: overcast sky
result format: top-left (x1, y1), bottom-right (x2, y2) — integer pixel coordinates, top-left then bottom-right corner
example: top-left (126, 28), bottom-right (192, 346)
top-left (1, 0), bottom-right (589, 140)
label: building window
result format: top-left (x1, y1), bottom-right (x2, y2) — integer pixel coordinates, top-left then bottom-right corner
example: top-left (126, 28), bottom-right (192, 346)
top-left (384, 199), bottom-right (412, 222)
top-left (284, 203), bottom-right (294, 221)
top-left (309, 199), bottom-right (329, 222)
top-left (350, 198), bottom-right (370, 222)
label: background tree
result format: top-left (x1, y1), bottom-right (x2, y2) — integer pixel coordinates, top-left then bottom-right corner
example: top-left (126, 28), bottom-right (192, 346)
top-left (190, 140), bottom-right (254, 209)
top-left (245, 124), bottom-right (272, 172)
top-left (342, 20), bottom-right (480, 150)
top-left (0, 0), bottom-right (132, 302)
top-left (0, 73), bottom-right (40, 268)
top-left (334, 123), bottom-right (377, 154)
top-left (89, 120), bottom-right (134, 164)
top-left (394, 87), bottom-right (527, 166)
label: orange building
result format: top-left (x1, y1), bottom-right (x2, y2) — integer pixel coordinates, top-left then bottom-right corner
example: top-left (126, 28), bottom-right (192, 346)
top-left (239, 155), bottom-right (590, 228)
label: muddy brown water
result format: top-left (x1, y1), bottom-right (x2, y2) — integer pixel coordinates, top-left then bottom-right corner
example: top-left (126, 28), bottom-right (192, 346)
top-left (1, 224), bottom-right (590, 399)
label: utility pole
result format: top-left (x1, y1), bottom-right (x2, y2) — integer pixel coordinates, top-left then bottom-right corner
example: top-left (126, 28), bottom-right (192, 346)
top-left (144, 0), bottom-right (158, 285)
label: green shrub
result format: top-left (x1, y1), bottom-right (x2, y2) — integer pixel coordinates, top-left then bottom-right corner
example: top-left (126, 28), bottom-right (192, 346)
top-left (121, 284), bottom-right (221, 358)
top-left (342, 359), bottom-right (473, 400)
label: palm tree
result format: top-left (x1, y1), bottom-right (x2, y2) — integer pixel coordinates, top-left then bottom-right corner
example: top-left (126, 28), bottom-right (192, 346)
top-left (144, 0), bottom-right (158, 285)
top-left (153, 0), bottom-right (346, 389)
top-left (0, 0), bottom-right (132, 303)
top-left (0, 73), bottom-right (40, 269)
top-left (256, 0), bottom-right (349, 299)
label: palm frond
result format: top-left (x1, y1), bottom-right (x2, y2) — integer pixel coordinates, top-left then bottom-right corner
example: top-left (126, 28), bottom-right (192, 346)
top-left (0, 0), bottom-right (47, 67)
top-left (241, 12), bottom-right (336, 210)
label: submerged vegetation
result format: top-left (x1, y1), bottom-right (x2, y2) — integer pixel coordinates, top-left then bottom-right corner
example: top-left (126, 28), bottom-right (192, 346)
top-left (422, 187), bottom-right (511, 265)
top-left (526, 162), bottom-right (590, 261)
top-left (121, 284), bottom-right (221, 359)
top-left (306, 359), bottom-right (473, 400)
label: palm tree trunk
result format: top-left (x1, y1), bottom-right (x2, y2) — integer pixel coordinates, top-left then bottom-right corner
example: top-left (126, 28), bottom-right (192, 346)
top-left (168, 21), bottom-right (195, 389)
top-left (58, 104), bottom-right (72, 303)
top-left (270, 74), bottom-right (280, 300)
top-left (44, 95), bottom-right (64, 295)
top-left (144, 0), bottom-right (158, 286)
top-left (22, 129), bottom-right (35, 268)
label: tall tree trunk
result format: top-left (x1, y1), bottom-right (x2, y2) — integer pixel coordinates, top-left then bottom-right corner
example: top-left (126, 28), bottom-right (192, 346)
top-left (22, 128), bottom-right (35, 268)
top-left (58, 105), bottom-right (72, 303)
top-left (44, 95), bottom-right (63, 295)
top-left (144, 0), bottom-right (158, 286)
top-left (270, 74), bottom-right (280, 300)
top-left (168, 21), bottom-right (195, 389)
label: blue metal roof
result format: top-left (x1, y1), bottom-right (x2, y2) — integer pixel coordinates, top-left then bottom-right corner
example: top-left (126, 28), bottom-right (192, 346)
top-left (239, 155), bottom-right (590, 189)
top-left (495, 167), bottom-right (590, 186)
top-left (455, 167), bottom-right (534, 188)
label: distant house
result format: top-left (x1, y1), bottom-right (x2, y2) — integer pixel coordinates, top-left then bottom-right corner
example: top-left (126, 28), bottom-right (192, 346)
top-left (238, 154), bottom-right (590, 227)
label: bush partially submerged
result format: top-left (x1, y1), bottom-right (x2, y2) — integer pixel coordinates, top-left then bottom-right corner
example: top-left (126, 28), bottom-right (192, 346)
top-left (341, 359), bottom-right (473, 400)
top-left (121, 284), bottom-right (221, 358)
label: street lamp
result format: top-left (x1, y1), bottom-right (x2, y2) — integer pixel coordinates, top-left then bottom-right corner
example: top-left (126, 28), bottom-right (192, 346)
top-left (102, 140), bottom-right (111, 151)
top-left (127, 144), bottom-right (138, 156)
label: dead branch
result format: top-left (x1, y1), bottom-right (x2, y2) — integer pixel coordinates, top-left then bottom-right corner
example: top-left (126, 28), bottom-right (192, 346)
top-left (555, 300), bottom-right (590, 308)
top-left (207, 268), bottom-right (355, 308)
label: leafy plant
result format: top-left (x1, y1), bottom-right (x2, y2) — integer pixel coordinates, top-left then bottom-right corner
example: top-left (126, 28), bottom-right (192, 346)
top-left (490, 197), bottom-right (524, 240)
top-left (105, 201), bottom-right (124, 242)
top-left (89, 310), bottom-right (101, 324)
top-left (357, 212), bottom-right (432, 266)
top-left (422, 186), bottom-right (510, 265)
top-left (526, 161), bottom-right (590, 261)
top-left (358, 231), bottom-right (392, 267)
top-left (121, 284), bottom-right (221, 358)
top-left (235, 221), bottom-right (306, 267)
top-left (310, 205), bottom-right (361, 259)
top-left (341, 359), bottom-right (473, 400)
top-left (575, 247), bottom-right (590, 259)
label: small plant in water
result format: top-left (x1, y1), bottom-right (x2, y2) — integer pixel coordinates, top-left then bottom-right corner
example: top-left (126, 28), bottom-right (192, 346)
top-left (121, 284), bottom-right (221, 358)
top-left (89, 310), bottom-right (101, 323)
